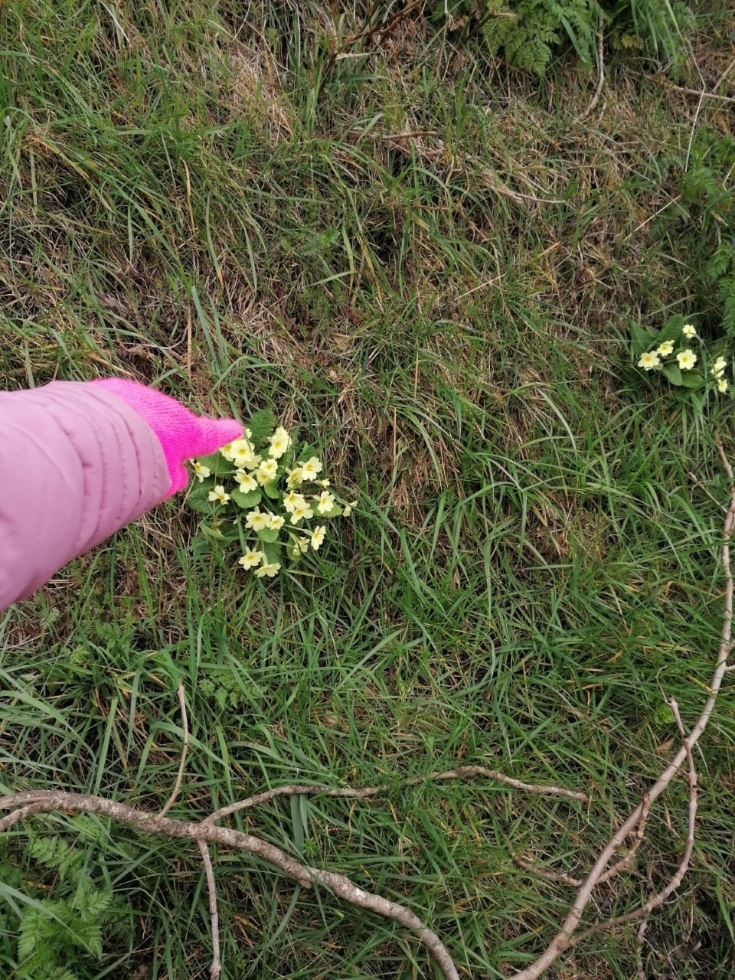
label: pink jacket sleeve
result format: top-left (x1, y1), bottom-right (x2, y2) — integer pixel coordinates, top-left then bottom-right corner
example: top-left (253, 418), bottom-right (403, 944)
top-left (0, 381), bottom-right (170, 610)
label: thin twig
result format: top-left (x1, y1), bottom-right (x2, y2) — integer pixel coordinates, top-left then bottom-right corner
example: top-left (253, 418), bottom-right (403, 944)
top-left (158, 679), bottom-right (189, 818)
top-left (569, 699), bottom-right (698, 948)
top-left (510, 444), bottom-right (735, 980)
top-left (596, 792), bottom-right (650, 885)
top-left (577, 16), bottom-right (605, 122)
top-left (207, 765), bottom-right (588, 825)
top-left (0, 790), bottom-right (460, 980)
top-left (198, 840), bottom-right (221, 980)
top-left (629, 71), bottom-right (735, 106)
top-left (512, 851), bottom-right (582, 888)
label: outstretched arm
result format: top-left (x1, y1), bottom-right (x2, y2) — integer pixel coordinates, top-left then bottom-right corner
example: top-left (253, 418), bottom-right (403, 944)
top-left (0, 380), bottom-right (241, 610)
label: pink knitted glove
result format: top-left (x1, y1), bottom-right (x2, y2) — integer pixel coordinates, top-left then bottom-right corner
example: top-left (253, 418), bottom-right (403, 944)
top-left (95, 379), bottom-right (242, 497)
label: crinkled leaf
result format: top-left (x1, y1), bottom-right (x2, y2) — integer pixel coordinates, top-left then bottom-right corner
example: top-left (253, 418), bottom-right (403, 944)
top-left (263, 541), bottom-right (282, 565)
top-left (197, 452), bottom-right (236, 477)
top-left (296, 443), bottom-right (318, 464)
top-left (262, 480), bottom-right (281, 500)
top-left (248, 408), bottom-right (276, 446)
top-left (654, 703), bottom-right (675, 726)
top-left (653, 314), bottom-right (686, 346)
top-left (678, 369), bottom-right (704, 389)
top-left (187, 483), bottom-right (216, 515)
top-left (630, 322), bottom-right (657, 356)
top-left (315, 502), bottom-right (341, 518)
top-left (662, 361), bottom-right (683, 385)
top-left (231, 487), bottom-right (262, 509)
top-left (257, 528), bottom-right (280, 543)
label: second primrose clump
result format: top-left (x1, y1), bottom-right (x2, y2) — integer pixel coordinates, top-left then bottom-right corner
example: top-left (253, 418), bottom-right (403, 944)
top-left (186, 409), bottom-right (355, 578)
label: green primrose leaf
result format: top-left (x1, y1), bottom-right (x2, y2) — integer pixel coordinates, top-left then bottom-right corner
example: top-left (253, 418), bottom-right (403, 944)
top-left (257, 528), bottom-right (280, 543)
top-left (197, 452), bottom-right (236, 477)
top-left (653, 314), bottom-right (686, 347)
top-left (262, 480), bottom-right (281, 500)
top-left (262, 541), bottom-right (282, 565)
top-left (248, 408), bottom-right (276, 446)
top-left (317, 502), bottom-right (342, 518)
top-left (231, 487), bottom-right (262, 509)
top-left (678, 369), bottom-right (704, 389)
top-left (662, 362), bottom-right (683, 386)
top-left (187, 483), bottom-right (215, 514)
top-left (630, 322), bottom-right (656, 356)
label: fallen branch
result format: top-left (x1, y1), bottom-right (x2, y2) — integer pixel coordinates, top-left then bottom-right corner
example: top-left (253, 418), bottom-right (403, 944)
top-left (569, 700), bottom-right (698, 947)
top-left (198, 840), bottom-right (221, 980)
top-left (207, 765), bottom-right (587, 825)
top-left (596, 792), bottom-right (650, 886)
top-left (510, 441), bottom-right (734, 979)
top-left (0, 788), bottom-right (461, 980)
top-left (512, 851), bottom-right (583, 888)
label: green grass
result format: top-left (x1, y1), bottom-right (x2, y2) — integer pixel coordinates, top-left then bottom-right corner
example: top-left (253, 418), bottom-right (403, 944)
top-left (1, 1), bottom-right (735, 978)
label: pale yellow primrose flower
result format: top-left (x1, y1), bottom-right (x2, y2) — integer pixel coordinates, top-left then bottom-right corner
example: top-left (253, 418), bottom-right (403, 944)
top-left (342, 500), bottom-right (358, 518)
top-left (238, 549), bottom-right (264, 570)
top-left (682, 324), bottom-right (697, 339)
top-left (255, 562), bottom-right (281, 578)
top-left (230, 437), bottom-right (253, 455)
top-left (221, 437), bottom-right (253, 464)
top-left (208, 485), bottom-right (230, 504)
top-left (298, 537), bottom-right (310, 553)
top-left (234, 470), bottom-right (258, 492)
top-left (316, 490), bottom-right (335, 514)
top-left (317, 479), bottom-right (331, 488)
top-left (311, 526), bottom-right (326, 551)
top-left (290, 504), bottom-right (314, 525)
top-left (677, 349), bottom-right (697, 370)
top-left (269, 427), bottom-right (291, 459)
top-left (245, 508), bottom-right (270, 532)
top-left (300, 456), bottom-right (323, 480)
top-left (257, 459), bottom-right (278, 485)
top-left (711, 356), bottom-right (727, 378)
top-left (284, 490), bottom-right (305, 513)
top-left (638, 351), bottom-right (660, 371)
top-left (718, 378), bottom-right (729, 393)
top-left (233, 450), bottom-right (256, 469)
top-left (268, 514), bottom-right (285, 530)
top-left (192, 460), bottom-right (210, 483)
top-left (287, 467), bottom-right (303, 487)
top-left (656, 341), bottom-right (674, 357)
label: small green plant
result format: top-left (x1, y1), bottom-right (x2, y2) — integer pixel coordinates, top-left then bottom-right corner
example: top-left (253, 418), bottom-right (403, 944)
top-left (186, 409), bottom-right (356, 577)
top-left (481, 0), bottom-right (600, 75)
top-left (631, 314), bottom-right (731, 401)
top-left (0, 825), bottom-right (131, 980)
top-left (440, 0), bottom-right (695, 75)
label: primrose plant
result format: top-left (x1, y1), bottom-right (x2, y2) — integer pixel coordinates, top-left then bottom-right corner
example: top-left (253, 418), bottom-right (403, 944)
top-left (186, 409), bottom-right (356, 578)
top-left (632, 314), bottom-right (731, 403)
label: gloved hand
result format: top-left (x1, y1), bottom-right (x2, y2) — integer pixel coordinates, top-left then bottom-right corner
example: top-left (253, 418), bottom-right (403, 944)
top-left (95, 379), bottom-right (242, 496)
